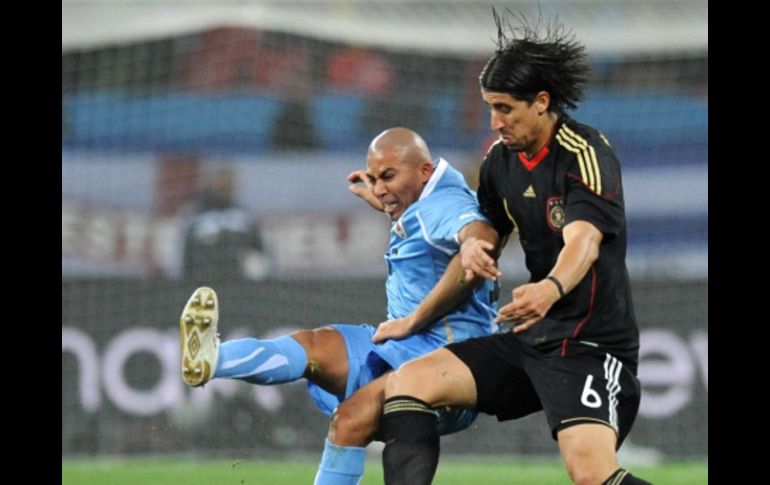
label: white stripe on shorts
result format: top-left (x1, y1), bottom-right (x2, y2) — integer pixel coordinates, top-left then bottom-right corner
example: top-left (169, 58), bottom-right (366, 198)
top-left (603, 353), bottom-right (622, 432)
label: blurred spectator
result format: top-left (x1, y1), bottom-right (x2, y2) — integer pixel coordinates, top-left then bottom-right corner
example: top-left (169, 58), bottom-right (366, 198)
top-left (177, 26), bottom-right (322, 150)
top-left (327, 46), bottom-right (400, 136)
top-left (182, 167), bottom-right (270, 282)
top-left (327, 46), bottom-right (393, 95)
top-left (268, 42), bottom-right (322, 150)
top-left (270, 96), bottom-right (322, 150)
top-left (178, 27), bottom-right (265, 91)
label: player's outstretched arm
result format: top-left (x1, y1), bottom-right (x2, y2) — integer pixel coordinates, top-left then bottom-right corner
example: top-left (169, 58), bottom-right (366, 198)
top-left (497, 220), bottom-right (603, 333)
top-left (347, 169), bottom-right (384, 212)
top-left (372, 250), bottom-right (482, 343)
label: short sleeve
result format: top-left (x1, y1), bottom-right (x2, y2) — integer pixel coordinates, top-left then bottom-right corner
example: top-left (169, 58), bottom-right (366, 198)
top-left (417, 188), bottom-right (489, 252)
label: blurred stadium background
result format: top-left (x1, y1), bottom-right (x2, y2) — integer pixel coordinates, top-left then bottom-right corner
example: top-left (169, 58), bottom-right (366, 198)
top-left (62, 0), bottom-right (707, 480)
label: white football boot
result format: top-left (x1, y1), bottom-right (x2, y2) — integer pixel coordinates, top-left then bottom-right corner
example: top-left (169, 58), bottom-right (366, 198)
top-left (180, 286), bottom-right (220, 387)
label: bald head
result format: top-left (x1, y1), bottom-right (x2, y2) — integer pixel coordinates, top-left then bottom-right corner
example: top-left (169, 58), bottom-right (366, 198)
top-left (365, 127), bottom-right (435, 221)
top-left (368, 127), bottom-right (432, 167)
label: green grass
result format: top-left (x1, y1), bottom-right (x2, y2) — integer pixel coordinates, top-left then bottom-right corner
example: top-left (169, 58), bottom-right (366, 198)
top-left (62, 457), bottom-right (707, 484)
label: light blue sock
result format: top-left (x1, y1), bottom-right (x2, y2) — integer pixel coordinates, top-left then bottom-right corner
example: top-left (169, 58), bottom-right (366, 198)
top-left (313, 439), bottom-right (366, 485)
top-left (213, 335), bottom-right (307, 384)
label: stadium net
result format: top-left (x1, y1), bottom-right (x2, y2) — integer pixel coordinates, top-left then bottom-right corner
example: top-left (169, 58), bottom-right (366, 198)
top-left (62, 0), bottom-right (707, 461)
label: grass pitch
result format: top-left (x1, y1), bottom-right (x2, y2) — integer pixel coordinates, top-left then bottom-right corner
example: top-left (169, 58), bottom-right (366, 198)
top-left (62, 456), bottom-right (707, 484)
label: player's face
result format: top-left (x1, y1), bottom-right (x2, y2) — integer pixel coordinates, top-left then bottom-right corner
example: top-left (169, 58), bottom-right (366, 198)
top-left (482, 90), bottom-right (549, 157)
top-left (366, 153), bottom-right (431, 221)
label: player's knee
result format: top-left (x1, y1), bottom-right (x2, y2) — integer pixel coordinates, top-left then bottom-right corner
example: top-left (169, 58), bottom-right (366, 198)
top-left (329, 403), bottom-right (376, 446)
top-left (290, 327), bottom-right (341, 365)
top-left (560, 424), bottom-right (619, 485)
top-left (568, 467), bottom-right (609, 485)
top-left (563, 454), bottom-right (616, 485)
top-left (288, 329), bottom-right (315, 354)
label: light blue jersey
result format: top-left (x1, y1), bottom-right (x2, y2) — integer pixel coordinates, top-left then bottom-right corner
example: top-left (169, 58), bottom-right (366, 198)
top-left (307, 158), bottom-right (498, 424)
top-left (204, 159), bottom-right (499, 485)
top-left (375, 157), bottom-right (498, 368)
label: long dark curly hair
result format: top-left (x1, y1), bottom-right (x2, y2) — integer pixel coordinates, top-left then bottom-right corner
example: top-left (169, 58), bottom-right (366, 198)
top-left (479, 8), bottom-right (590, 114)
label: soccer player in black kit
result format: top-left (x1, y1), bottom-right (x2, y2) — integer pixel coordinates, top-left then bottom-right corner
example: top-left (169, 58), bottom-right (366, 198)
top-left (378, 11), bottom-right (652, 485)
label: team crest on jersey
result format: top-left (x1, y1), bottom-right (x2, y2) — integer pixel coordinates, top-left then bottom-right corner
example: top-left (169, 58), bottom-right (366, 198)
top-left (547, 197), bottom-right (565, 231)
top-left (393, 216), bottom-right (407, 239)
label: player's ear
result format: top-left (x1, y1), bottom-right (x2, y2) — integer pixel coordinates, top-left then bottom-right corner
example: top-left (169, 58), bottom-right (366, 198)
top-left (419, 161), bottom-right (434, 182)
top-left (534, 91), bottom-right (550, 115)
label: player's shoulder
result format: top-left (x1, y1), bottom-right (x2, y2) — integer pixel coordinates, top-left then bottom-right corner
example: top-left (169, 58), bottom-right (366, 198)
top-left (481, 138), bottom-right (511, 170)
top-left (485, 138), bottom-right (507, 158)
top-left (558, 116), bottom-right (613, 148)
top-left (556, 116), bottom-right (618, 161)
top-left (419, 185), bottom-right (476, 217)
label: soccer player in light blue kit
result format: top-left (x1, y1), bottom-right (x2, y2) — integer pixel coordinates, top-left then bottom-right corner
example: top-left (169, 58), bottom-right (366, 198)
top-left (179, 127), bottom-right (498, 484)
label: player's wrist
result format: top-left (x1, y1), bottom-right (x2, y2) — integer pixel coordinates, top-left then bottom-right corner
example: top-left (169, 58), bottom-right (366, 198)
top-left (402, 315), bottom-right (423, 335)
top-left (456, 234), bottom-right (478, 249)
top-left (544, 275), bottom-right (566, 300)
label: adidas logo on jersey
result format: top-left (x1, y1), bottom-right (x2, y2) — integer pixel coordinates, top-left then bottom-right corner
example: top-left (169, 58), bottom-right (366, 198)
top-left (523, 185), bottom-right (536, 198)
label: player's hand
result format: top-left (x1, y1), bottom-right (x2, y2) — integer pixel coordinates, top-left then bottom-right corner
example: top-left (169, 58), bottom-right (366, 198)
top-left (347, 170), bottom-right (384, 212)
top-left (460, 236), bottom-right (501, 281)
top-left (495, 280), bottom-right (560, 333)
top-left (372, 317), bottom-right (414, 343)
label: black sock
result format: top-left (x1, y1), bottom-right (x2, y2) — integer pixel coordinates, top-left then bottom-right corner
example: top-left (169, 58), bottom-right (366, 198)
top-left (603, 468), bottom-right (654, 485)
top-left (382, 396), bottom-right (440, 485)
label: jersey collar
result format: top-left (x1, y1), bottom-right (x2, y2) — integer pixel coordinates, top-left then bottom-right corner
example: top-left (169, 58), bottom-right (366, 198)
top-left (517, 145), bottom-right (549, 172)
top-left (419, 157), bottom-right (448, 200)
top-left (517, 117), bottom-right (563, 171)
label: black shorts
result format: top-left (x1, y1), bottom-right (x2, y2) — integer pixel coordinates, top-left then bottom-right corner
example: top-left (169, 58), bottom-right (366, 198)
top-left (445, 332), bottom-right (641, 447)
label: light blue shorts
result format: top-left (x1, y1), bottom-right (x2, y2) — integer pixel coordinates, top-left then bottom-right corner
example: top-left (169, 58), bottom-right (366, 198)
top-left (306, 323), bottom-right (477, 436)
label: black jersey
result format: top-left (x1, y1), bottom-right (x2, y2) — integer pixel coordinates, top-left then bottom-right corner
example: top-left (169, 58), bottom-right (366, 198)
top-left (478, 115), bottom-right (639, 368)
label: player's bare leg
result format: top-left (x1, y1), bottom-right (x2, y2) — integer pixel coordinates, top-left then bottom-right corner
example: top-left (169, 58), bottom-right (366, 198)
top-left (291, 326), bottom-right (349, 396)
top-left (558, 424), bottom-right (653, 484)
top-left (558, 424), bottom-right (618, 484)
top-left (314, 374), bottom-right (389, 485)
top-left (329, 373), bottom-right (388, 445)
top-left (380, 348), bottom-right (478, 485)
top-left (385, 348), bottom-right (477, 407)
